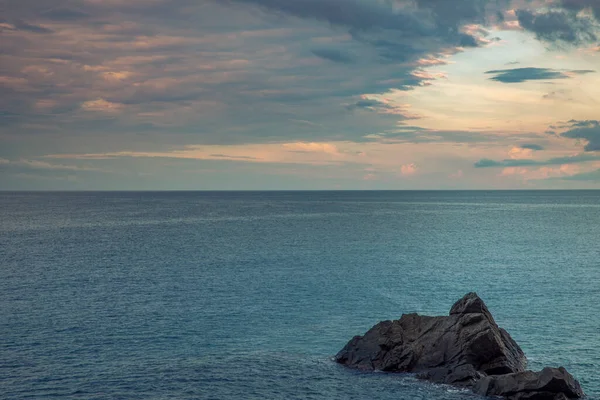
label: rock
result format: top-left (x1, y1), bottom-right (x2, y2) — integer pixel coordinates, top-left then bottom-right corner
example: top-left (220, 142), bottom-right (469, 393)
top-left (474, 367), bottom-right (585, 400)
top-left (450, 291), bottom-right (494, 319)
top-left (335, 293), bottom-right (584, 399)
top-left (335, 292), bottom-right (527, 382)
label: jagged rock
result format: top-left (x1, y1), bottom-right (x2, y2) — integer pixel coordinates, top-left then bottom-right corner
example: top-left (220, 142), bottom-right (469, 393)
top-left (335, 293), bottom-right (584, 399)
top-left (474, 367), bottom-right (584, 400)
top-left (335, 293), bottom-right (526, 383)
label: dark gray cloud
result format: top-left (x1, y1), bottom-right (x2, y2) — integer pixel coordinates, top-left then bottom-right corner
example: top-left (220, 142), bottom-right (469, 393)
top-left (496, 10), bottom-right (506, 23)
top-left (475, 158), bottom-right (538, 167)
top-left (487, 67), bottom-right (565, 82)
top-left (369, 126), bottom-right (534, 144)
top-left (349, 33), bottom-right (426, 63)
top-left (311, 48), bottom-right (355, 64)
top-left (226, 0), bottom-right (498, 60)
top-left (485, 67), bottom-right (594, 83)
top-left (515, 6), bottom-right (599, 44)
top-left (520, 143), bottom-right (544, 150)
top-left (226, 0), bottom-right (428, 33)
top-left (228, 0), bottom-right (600, 51)
top-left (555, 0), bottom-right (600, 21)
top-left (474, 153), bottom-right (600, 168)
top-left (346, 99), bottom-right (386, 110)
top-left (567, 119), bottom-right (600, 128)
top-left (561, 120), bottom-right (600, 151)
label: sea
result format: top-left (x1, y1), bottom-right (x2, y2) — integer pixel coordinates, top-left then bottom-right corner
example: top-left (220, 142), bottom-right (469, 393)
top-left (1, 191), bottom-right (599, 400)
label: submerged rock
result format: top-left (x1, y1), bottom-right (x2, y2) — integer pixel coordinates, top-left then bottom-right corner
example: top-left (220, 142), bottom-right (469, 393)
top-left (335, 293), bottom-right (584, 399)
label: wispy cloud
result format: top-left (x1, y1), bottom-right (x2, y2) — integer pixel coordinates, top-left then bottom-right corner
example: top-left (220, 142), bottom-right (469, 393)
top-left (44, 142), bottom-right (350, 166)
top-left (559, 168), bottom-right (600, 181)
top-left (0, 158), bottom-right (104, 172)
top-left (474, 153), bottom-right (600, 168)
top-left (485, 67), bottom-right (595, 83)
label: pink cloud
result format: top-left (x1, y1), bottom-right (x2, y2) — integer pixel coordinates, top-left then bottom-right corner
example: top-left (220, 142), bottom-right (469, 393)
top-left (500, 167), bottom-right (528, 176)
top-left (416, 57), bottom-right (448, 67)
top-left (501, 164), bottom-right (582, 180)
top-left (450, 170), bottom-right (464, 179)
top-left (101, 71), bottom-right (132, 82)
top-left (282, 142), bottom-right (340, 155)
top-left (401, 163), bottom-right (417, 176)
top-left (508, 146), bottom-right (534, 159)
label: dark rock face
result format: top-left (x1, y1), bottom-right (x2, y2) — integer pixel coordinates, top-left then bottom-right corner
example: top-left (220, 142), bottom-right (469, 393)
top-left (336, 293), bottom-right (526, 384)
top-left (335, 293), bottom-right (584, 399)
top-left (474, 367), bottom-right (585, 400)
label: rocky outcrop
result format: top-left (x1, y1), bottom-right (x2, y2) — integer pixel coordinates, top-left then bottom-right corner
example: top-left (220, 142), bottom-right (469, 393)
top-left (335, 293), bottom-right (584, 399)
top-left (474, 367), bottom-right (584, 400)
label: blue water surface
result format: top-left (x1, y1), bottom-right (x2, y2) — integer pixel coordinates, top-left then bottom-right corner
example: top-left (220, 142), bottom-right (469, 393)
top-left (1, 191), bottom-right (599, 399)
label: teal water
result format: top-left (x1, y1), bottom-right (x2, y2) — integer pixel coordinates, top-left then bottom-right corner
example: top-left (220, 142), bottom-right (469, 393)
top-left (1, 191), bottom-right (599, 399)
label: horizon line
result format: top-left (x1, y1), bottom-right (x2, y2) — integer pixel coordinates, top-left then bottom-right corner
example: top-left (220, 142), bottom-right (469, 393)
top-left (2, 189), bottom-right (600, 193)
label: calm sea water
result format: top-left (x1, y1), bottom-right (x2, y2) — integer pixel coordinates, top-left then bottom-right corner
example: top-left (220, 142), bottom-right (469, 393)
top-left (1, 191), bottom-right (599, 399)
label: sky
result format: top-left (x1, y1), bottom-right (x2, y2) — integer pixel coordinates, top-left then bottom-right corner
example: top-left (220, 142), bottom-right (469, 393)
top-left (1, 0), bottom-right (600, 190)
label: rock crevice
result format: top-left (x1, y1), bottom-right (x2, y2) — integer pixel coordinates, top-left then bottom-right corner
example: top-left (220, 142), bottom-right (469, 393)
top-left (335, 293), bottom-right (584, 400)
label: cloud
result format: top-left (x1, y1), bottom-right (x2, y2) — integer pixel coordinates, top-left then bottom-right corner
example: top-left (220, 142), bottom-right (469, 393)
top-left (500, 164), bottom-right (582, 181)
top-left (348, 99), bottom-right (386, 110)
top-left (81, 99), bottom-right (124, 113)
top-left (11, 0), bottom-right (595, 153)
top-left (485, 67), bottom-right (595, 83)
top-left (209, 154), bottom-right (260, 160)
top-left (561, 120), bottom-right (600, 151)
top-left (44, 141), bottom-right (349, 166)
top-left (474, 153), bottom-right (600, 168)
top-left (18, 159), bottom-right (102, 171)
top-left (520, 143), bottom-right (544, 150)
top-left (13, 20), bottom-right (54, 34)
top-left (311, 48), bottom-right (355, 64)
top-left (1, 0), bottom-right (600, 190)
top-left (509, 146), bottom-right (534, 159)
top-left (227, 0), bottom-right (427, 33)
top-left (542, 89), bottom-right (574, 100)
top-left (475, 158), bottom-right (537, 168)
top-left (400, 163), bottom-right (417, 176)
top-left (345, 96), bottom-right (418, 119)
top-left (226, 0), bottom-right (488, 71)
top-left (282, 142), bottom-right (340, 155)
top-left (3, 0), bottom-right (479, 147)
top-left (225, 0), bottom-right (502, 60)
top-left (41, 8), bottom-right (91, 21)
top-left (0, 158), bottom-right (103, 172)
top-left (554, 0), bottom-right (600, 22)
top-left (515, 8), bottom-right (598, 44)
top-left (559, 168), bottom-right (600, 181)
